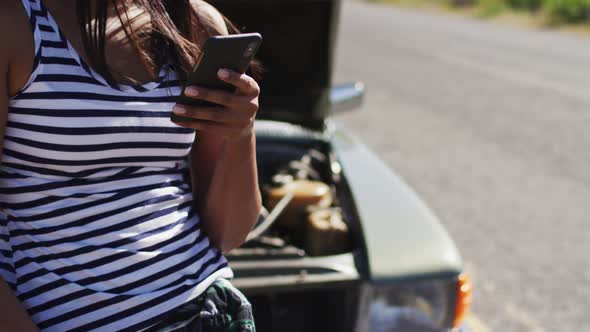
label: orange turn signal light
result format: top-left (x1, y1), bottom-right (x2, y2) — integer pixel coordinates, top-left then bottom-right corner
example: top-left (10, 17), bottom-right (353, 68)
top-left (453, 273), bottom-right (473, 329)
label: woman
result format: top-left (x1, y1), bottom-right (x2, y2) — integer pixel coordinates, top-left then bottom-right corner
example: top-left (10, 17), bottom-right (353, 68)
top-left (0, 0), bottom-right (261, 331)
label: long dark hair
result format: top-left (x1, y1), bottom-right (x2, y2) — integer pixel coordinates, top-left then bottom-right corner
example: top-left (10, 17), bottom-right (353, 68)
top-left (76, 0), bottom-right (257, 85)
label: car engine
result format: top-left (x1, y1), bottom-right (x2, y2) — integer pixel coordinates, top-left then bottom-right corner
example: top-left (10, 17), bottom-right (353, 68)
top-left (237, 136), bottom-right (354, 258)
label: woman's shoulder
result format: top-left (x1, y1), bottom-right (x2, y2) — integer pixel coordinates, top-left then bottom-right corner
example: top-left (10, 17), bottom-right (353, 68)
top-left (190, 0), bottom-right (229, 36)
top-left (0, 1), bottom-right (29, 44)
top-left (1, 0), bottom-right (36, 97)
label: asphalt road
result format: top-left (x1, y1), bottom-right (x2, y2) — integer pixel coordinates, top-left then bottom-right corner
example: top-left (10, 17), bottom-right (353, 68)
top-left (332, 1), bottom-right (590, 331)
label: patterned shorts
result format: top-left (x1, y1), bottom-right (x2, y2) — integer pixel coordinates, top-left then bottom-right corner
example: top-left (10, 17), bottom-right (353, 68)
top-left (145, 279), bottom-right (255, 332)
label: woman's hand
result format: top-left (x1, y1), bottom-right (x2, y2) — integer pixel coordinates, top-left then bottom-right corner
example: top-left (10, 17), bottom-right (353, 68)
top-left (172, 69), bottom-right (260, 142)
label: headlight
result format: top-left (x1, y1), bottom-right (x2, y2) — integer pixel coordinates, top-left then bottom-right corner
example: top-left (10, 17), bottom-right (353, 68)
top-left (355, 278), bottom-right (460, 332)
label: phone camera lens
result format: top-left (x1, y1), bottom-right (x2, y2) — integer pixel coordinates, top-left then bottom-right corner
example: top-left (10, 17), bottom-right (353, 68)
top-left (243, 47), bottom-right (254, 58)
top-left (243, 42), bottom-right (258, 58)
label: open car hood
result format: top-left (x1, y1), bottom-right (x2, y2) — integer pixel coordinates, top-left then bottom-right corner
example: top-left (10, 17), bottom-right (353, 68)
top-left (209, 0), bottom-right (341, 129)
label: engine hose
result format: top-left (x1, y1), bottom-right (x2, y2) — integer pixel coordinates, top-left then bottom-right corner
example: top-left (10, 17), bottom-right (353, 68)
top-left (245, 191), bottom-right (295, 242)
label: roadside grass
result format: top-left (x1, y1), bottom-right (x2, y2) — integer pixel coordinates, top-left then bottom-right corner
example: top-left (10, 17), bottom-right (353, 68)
top-left (366, 0), bottom-right (590, 34)
top-left (476, 0), bottom-right (509, 18)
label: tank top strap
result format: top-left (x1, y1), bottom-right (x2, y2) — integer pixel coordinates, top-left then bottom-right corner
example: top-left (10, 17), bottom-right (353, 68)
top-left (14, 0), bottom-right (45, 93)
top-left (16, 0), bottom-right (93, 90)
top-left (21, 0), bottom-right (70, 49)
top-left (21, 0), bottom-right (73, 57)
top-left (20, 0), bottom-right (49, 36)
top-left (20, 0), bottom-right (39, 28)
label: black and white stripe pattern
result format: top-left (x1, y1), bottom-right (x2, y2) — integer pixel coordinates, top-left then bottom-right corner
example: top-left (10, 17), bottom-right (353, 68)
top-left (0, 1), bottom-right (233, 331)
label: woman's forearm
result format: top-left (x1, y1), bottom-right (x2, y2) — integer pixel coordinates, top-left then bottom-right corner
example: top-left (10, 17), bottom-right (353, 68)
top-left (0, 279), bottom-right (39, 331)
top-left (178, 60), bottom-right (262, 253)
top-left (197, 132), bottom-right (261, 253)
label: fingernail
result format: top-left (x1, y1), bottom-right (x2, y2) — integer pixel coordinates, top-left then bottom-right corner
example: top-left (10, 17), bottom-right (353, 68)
top-left (173, 105), bottom-right (186, 114)
top-left (185, 88), bottom-right (199, 97)
top-left (218, 69), bottom-right (229, 79)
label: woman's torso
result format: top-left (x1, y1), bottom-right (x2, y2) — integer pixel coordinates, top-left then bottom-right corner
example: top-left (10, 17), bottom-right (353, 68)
top-left (0, 1), bottom-right (232, 331)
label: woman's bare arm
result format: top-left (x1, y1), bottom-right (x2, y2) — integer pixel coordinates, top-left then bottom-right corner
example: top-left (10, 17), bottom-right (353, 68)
top-left (0, 279), bottom-right (40, 331)
top-left (187, 2), bottom-right (262, 253)
top-left (190, 129), bottom-right (261, 253)
top-left (0, 2), bottom-right (40, 330)
top-left (0, 71), bottom-right (40, 331)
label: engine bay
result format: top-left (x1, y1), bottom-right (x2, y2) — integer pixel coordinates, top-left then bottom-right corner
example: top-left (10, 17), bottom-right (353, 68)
top-left (231, 130), bottom-right (357, 259)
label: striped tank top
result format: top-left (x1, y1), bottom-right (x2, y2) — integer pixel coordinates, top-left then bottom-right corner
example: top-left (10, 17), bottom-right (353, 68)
top-left (0, 0), bottom-right (233, 331)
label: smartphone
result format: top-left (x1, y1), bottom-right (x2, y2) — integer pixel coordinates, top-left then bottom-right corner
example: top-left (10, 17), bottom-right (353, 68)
top-left (171, 32), bottom-right (263, 123)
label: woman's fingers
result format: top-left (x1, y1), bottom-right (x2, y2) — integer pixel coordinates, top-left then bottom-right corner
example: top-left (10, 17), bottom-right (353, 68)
top-left (183, 86), bottom-right (257, 112)
top-left (183, 69), bottom-right (259, 102)
top-left (217, 69), bottom-right (260, 96)
top-left (174, 69), bottom-right (259, 141)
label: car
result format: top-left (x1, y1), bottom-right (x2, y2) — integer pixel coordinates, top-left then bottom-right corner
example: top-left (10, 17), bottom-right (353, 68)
top-left (209, 0), bottom-right (472, 331)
